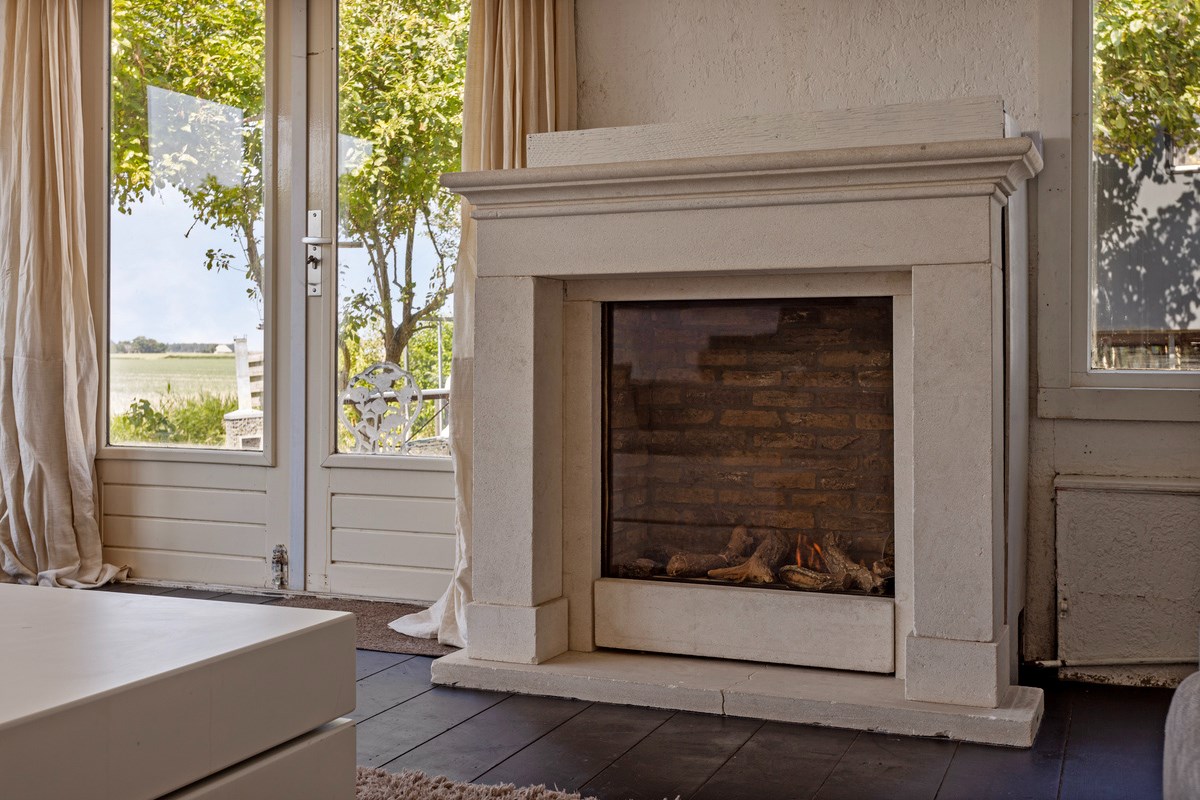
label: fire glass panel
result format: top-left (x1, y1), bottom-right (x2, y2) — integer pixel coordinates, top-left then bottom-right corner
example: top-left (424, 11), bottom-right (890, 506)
top-left (604, 297), bottom-right (894, 597)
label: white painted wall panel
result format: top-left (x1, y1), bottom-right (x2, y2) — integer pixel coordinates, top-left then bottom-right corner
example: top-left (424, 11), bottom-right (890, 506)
top-left (99, 461), bottom-right (268, 493)
top-left (104, 485), bottom-right (267, 525)
top-left (104, 547), bottom-right (266, 588)
top-left (98, 462), bottom-right (270, 588)
top-left (330, 529), bottom-right (455, 570)
top-left (327, 467), bottom-right (453, 499)
top-left (104, 516), bottom-right (265, 559)
top-left (325, 563), bottom-right (451, 603)
top-left (329, 494), bottom-right (455, 535)
top-left (1056, 477), bottom-right (1200, 664)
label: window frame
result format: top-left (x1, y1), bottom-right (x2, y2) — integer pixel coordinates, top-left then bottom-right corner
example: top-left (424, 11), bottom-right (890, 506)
top-left (83, 0), bottom-right (277, 465)
top-left (1037, 0), bottom-right (1200, 422)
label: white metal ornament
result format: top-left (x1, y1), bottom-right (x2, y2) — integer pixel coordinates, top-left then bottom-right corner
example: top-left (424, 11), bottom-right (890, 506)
top-left (338, 362), bottom-right (424, 453)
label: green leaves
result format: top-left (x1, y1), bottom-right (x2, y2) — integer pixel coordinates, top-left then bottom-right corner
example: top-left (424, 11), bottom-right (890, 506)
top-left (1093, 0), bottom-right (1200, 164)
top-left (109, 0), bottom-right (266, 295)
top-left (336, 0), bottom-right (468, 367)
top-left (110, 0), bottom-right (468, 383)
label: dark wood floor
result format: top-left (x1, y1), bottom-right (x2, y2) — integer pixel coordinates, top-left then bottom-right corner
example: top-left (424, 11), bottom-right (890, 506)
top-left (105, 584), bottom-right (1175, 800)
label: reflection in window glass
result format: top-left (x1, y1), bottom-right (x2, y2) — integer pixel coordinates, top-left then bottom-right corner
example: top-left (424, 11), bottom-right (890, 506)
top-left (1090, 0), bottom-right (1200, 370)
top-left (335, 0), bottom-right (468, 456)
top-left (108, 1), bottom-right (267, 448)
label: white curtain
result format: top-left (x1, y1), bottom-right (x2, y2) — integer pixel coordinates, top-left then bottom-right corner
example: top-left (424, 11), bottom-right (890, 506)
top-left (0, 0), bottom-right (127, 587)
top-left (391, 0), bottom-right (576, 647)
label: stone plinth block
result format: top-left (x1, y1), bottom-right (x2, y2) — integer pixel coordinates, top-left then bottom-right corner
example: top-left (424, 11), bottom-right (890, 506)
top-left (465, 598), bottom-right (569, 665)
top-left (904, 631), bottom-right (1010, 708)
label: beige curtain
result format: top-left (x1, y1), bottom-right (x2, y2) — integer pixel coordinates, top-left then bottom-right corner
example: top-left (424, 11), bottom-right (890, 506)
top-left (391, 0), bottom-right (576, 647)
top-left (0, 0), bottom-right (127, 587)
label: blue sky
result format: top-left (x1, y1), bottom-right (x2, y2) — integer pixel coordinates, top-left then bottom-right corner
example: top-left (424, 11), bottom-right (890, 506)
top-left (110, 89), bottom-right (450, 351)
top-left (108, 186), bottom-right (447, 351)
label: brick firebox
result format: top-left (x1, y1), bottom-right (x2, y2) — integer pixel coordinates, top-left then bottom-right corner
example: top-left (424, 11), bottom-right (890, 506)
top-left (606, 297), bottom-right (894, 584)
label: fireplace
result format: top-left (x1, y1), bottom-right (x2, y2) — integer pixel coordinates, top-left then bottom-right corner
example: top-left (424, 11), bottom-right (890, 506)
top-left (604, 297), bottom-right (895, 600)
top-left (432, 99), bottom-right (1045, 746)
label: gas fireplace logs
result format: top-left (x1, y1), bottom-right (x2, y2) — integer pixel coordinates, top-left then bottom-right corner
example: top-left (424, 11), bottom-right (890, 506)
top-left (813, 533), bottom-right (890, 594)
top-left (665, 525), bottom-right (754, 577)
top-left (614, 528), bottom-right (895, 595)
top-left (707, 530), bottom-right (791, 584)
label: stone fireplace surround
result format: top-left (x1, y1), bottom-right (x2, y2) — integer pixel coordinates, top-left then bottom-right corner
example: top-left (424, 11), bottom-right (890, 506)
top-left (432, 99), bottom-right (1045, 746)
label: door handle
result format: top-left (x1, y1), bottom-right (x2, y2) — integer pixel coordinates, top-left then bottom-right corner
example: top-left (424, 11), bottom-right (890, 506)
top-left (305, 211), bottom-right (326, 296)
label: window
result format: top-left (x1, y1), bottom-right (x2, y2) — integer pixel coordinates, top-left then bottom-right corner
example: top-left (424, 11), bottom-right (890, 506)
top-left (107, 0), bottom-right (267, 449)
top-left (333, 0), bottom-right (467, 456)
top-left (1088, 0), bottom-right (1200, 372)
top-left (1037, 0), bottom-right (1200, 421)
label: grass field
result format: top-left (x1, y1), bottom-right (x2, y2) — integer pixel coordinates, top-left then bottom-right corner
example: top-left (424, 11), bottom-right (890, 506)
top-left (109, 353), bottom-right (237, 412)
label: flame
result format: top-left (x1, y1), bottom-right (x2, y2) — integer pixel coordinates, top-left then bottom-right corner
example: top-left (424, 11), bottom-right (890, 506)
top-left (794, 535), bottom-right (826, 572)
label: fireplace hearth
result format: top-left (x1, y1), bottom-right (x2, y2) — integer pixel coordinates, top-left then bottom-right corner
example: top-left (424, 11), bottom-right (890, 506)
top-left (431, 98), bottom-right (1045, 747)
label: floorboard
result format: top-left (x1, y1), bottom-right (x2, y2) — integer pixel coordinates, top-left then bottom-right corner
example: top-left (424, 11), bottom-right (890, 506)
top-left (99, 582), bottom-right (176, 595)
top-left (383, 694), bottom-right (590, 782)
top-left (477, 702), bottom-right (673, 793)
top-left (936, 674), bottom-right (1072, 800)
top-left (692, 722), bottom-right (858, 800)
top-left (160, 588), bottom-right (229, 600)
top-left (813, 732), bottom-right (957, 800)
top-left (356, 650), bottom-right (412, 681)
top-left (580, 711), bottom-right (762, 800)
top-left (1058, 682), bottom-right (1173, 800)
top-left (350, 656), bottom-right (438, 723)
top-left (211, 592), bottom-right (280, 604)
top-left (356, 686), bottom-right (510, 768)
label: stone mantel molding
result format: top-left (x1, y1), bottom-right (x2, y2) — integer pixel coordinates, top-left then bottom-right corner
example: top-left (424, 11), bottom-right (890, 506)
top-left (436, 107), bottom-right (1046, 746)
top-left (441, 138), bottom-right (1042, 221)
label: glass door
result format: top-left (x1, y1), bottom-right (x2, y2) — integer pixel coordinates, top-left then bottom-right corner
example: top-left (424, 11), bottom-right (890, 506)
top-left (107, 0), bottom-right (269, 452)
top-left (95, 0), bottom-right (301, 590)
top-left (94, 0), bottom-right (463, 598)
top-left (302, 0), bottom-right (466, 599)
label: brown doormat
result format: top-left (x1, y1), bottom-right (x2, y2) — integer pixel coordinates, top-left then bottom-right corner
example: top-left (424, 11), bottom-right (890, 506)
top-left (275, 596), bottom-right (458, 657)
top-left (356, 768), bottom-right (595, 800)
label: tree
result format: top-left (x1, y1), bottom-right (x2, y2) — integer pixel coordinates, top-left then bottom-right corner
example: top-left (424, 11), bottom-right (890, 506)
top-left (110, 0), bottom-right (266, 301)
top-left (109, 0), bottom-right (468, 375)
top-left (1089, 1), bottom-right (1200, 362)
top-left (1093, 0), bottom-right (1200, 164)
top-left (337, 0), bottom-right (467, 367)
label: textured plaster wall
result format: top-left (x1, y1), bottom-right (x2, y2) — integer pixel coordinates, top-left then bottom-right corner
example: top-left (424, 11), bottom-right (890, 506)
top-left (575, 0), bottom-right (1200, 669)
top-left (576, 0), bottom-right (1040, 130)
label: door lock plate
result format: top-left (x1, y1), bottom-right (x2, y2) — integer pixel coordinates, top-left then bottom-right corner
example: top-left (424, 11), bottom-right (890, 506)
top-left (306, 209), bottom-right (323, 296)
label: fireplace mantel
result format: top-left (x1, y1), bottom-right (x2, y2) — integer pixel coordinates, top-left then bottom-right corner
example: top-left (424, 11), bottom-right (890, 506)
top-left (433, 101), bottom-right (1045, 747)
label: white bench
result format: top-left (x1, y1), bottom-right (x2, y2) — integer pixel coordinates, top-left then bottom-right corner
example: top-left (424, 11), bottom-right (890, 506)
top-left (0, 584), bottom-right (356, 799)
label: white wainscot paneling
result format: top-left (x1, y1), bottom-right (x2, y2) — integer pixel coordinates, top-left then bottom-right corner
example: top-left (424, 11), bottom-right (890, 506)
top-left (326, 491), bottom-right (456, 602)
top-left (1056, 476), bottom-right (1200, 665)
top-left (98, 461), bottom-right (268, 588)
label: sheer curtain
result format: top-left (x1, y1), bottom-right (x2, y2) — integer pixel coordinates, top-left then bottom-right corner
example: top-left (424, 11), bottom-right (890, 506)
top-left (0, 0), bottom-right (126, 587)
top-left (391, 0), bottom-right (576, 647)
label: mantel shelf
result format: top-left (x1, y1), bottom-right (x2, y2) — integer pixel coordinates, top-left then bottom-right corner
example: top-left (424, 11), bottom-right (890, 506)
top-left (442, 137), bottom-right (1042, 220)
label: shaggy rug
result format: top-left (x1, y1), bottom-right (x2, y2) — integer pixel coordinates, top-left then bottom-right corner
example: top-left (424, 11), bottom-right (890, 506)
top-left (275, 596), bottom-right (457, 657)
top-left (356, 768), bottom-right (596, 800)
